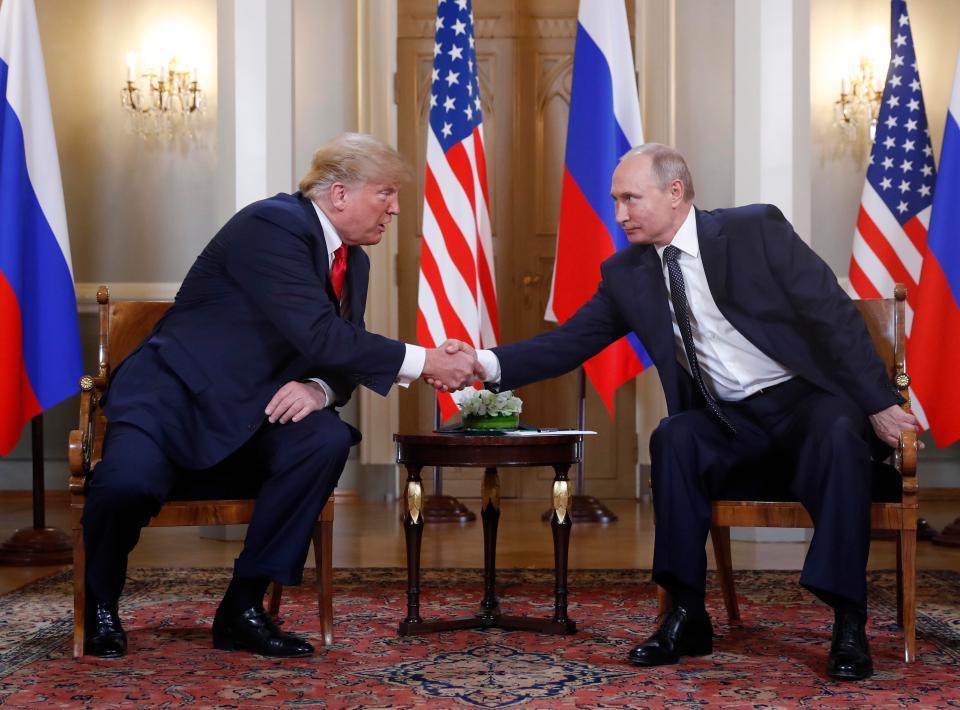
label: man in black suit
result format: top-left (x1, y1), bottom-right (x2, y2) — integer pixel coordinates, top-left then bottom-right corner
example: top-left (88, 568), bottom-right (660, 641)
top-left (459, 143), bottom-right (917, 680)
top-left (83, 133), bottom-right (478, 658)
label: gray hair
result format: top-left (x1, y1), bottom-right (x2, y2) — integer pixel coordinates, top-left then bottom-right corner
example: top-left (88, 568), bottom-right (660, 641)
top-left (620, 143), bottom-right (695, 201)
top-left (299, 132), bottom-right (413, 199)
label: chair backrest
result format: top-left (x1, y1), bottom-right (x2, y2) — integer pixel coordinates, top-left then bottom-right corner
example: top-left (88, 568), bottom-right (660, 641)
top-left (851, 284), bottom-right (908, 397)
top-left (93, 285), bottom-right (172, 379)
top-left (106, 302), bottom-right (172, 368)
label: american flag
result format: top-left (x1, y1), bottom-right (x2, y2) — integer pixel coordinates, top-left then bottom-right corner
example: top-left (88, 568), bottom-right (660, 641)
top-left (417, 0), bottom-right (498, 421)
top-left (847, 0), bottom-right (934, 428)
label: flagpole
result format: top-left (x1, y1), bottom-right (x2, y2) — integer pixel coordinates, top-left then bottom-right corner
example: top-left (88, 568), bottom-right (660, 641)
top-left (434, 398), bottom-right (443, 496)
top-left (0, 415), bottom-right (73, 565)
top-left (422, 396), bottom-right (476, 523)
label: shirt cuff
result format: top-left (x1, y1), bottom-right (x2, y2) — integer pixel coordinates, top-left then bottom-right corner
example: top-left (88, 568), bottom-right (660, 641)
top-left (396, 344), bottom-right (426, 387)
top-left (306, 378), bottom-right (336, 408)
top-left (477, 349), bottom-right (501, 384)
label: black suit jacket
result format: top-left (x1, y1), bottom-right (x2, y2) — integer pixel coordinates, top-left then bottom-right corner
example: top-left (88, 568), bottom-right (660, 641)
top-left (494, 204), bottom-right (900, 418)
top-left (104, 192), bottom-right (406, 469)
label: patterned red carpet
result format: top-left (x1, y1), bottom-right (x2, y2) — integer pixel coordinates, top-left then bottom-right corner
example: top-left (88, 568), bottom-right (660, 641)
top-left (1, 568), bottom-right (958, 708)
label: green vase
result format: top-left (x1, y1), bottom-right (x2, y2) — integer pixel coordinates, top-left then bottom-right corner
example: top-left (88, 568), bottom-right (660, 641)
top-left (462, 413), bottom-right (519, 430)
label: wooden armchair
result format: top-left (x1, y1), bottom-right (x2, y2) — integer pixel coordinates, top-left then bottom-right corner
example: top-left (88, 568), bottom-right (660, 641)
top-left (699, 285), bottom-right (919, 662)
top-left (67, 285), bottom-right (335, 658)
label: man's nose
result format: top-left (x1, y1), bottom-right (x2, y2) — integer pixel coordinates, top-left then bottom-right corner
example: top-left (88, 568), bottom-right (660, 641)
top-left (389, 195), bottom-right (400, 214)
top-left (614, 201), bottom-right (626, 222)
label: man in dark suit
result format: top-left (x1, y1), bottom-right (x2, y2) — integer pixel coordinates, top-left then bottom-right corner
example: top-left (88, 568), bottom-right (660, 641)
top-left (462, 143), bottom-right (917, 680)
top-left (83, 133), bottom-right (478, 658)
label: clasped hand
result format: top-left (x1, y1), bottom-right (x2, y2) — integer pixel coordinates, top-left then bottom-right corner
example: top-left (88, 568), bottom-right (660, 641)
top-left (421, 339), bottom-right (486, 392)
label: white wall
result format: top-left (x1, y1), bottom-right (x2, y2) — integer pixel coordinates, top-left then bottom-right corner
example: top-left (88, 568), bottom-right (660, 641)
top-left (674, 0), bottom-right (735, 210)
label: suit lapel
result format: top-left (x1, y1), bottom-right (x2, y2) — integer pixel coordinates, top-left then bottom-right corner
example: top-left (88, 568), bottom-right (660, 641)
top-left (296, 192), bottom-right (335, 297)
top-left (696, 208), bottom-right (729, 304)
top-left (629, 247), bottom-right (676, 372)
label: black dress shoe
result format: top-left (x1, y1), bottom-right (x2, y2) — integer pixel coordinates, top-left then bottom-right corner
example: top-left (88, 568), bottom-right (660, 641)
top-left (827, 611), bottom-right (873, 681)
top-left (212, 606), bottom-right (314, 657)
top-left (628, 605), bottom-right (713, 666)
top-left (84, 599), bottom-right (127, 658)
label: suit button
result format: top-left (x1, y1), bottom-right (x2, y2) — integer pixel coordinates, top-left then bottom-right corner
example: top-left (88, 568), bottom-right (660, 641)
top-left (248, 423), bottom-right (257, 431)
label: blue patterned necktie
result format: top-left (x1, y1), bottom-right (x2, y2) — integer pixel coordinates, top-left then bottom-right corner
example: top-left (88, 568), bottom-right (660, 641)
top-left (662, 245), bottom-right (736, 435)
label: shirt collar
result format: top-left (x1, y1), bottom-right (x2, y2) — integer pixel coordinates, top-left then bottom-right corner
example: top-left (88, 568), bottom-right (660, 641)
top-left (311, 200), bottom-right (343, 258)
top-left (655, 205), bottom-right (698, 262)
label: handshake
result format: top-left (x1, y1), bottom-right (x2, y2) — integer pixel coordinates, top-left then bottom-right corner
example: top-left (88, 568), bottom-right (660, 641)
top-left (421, 339), bottom-right (487, 392)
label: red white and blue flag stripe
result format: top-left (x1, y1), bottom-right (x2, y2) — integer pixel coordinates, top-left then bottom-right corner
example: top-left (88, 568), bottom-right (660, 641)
top-left (910, 51), bottom-right (960, 446)
top-left (544, 0), bottom-right (650, 417)
top-left (0, 0), bottom-right (82, 454)
top-left (847, 0), bottom-right (933, 429)
top-left (417, 0), bottom-right (498, 421)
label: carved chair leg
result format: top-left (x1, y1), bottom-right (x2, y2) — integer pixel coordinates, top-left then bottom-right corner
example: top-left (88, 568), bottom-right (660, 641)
top-left (315, 516), bottom-right (334, 646)
top-left (899, 526), bottom-right (917, 662)
top-left (73, 521), bottom-right (86, 659)
top-left (711, 525), bottom-right (740, 623)
top-left (896, 534), bottom-right (904, 627)
top-left (267, 583), bottom-right (282, 618)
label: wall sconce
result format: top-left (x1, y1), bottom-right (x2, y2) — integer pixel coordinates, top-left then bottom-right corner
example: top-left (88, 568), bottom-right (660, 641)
top-left (834, 56), bottom-right (883, 144)
top-left (121, 51), bottom-right (204, 139)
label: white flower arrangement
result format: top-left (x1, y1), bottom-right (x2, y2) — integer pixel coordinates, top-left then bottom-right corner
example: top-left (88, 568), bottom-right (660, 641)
top-left (457, 388), bottom-right (523, 417)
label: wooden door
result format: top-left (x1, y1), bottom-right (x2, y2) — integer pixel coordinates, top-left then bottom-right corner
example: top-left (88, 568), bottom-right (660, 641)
top-left (397, 0), bottom-right (639, 500)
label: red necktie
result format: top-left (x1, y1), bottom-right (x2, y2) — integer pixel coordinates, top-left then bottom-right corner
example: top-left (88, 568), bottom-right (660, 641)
top-left (330, 245), bottom-right (347, 302)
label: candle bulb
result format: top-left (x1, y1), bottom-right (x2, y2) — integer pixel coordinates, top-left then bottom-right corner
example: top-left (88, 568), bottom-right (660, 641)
top-left (126, 51), bottom-right (137, 82)
top-left (841, 78), bottom-right (847, 95)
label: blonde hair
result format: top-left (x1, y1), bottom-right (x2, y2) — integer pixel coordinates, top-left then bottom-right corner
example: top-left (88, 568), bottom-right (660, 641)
top-left (620, 143), bottom-right (695, 201)
top-left (299, 132), bottom-right (413, 199)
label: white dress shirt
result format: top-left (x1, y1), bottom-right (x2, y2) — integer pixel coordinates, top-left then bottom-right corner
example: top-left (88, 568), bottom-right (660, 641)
top-left (308, 202), bottom-right (424, 406)
top-left (477, 206), bottom-right (793, 400)
top-left (655, 206), bottom-right (792, 401)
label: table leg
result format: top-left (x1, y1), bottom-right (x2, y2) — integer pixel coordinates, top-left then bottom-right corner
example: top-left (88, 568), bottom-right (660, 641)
top-left (550, 464), bottom-right (576, 631)
top-left (478, 467), bottom-right (501, 621)
top-left (399, 465), bottom-right (425, 633)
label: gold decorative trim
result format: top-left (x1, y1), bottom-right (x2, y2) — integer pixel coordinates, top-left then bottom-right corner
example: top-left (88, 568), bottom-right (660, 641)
top-left (406, 480), bottom-right (424, 524)
top-left (481, 469), bottom-right (501, 512)
top-left (552, 480), bottom-right (570, 524)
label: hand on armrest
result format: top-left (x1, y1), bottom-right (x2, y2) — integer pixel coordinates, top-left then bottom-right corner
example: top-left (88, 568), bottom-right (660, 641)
top-left (868, 404), bottom-right (922, 450)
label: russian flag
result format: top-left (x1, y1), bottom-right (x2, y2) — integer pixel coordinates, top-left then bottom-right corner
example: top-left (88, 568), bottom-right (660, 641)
top-left (0, 0), bottom-right (82, 455)
top-left (544, 0), bottom-right (650, 417)
top-left (909, 51), bottom-right (960, 447)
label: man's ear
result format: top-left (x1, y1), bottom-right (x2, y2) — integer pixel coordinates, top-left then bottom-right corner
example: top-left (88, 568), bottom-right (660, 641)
top-left (670, 179), bottom-right (684, 205)
top-left (329, 182), bottom-right (347, 210)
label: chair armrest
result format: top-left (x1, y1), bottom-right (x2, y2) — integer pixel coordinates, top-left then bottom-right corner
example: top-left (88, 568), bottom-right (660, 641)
top-left (68, 375), bottom-right (101, 495)
top-left (897, 429), bottom-right (917, 477)
top-left (896, 429), bottom-right (918, 508)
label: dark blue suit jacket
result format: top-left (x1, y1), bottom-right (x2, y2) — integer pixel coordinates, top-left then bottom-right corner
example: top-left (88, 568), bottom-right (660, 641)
top-left (494, 204), bottom-right (900, 418)
top-left (104, 192), bottom-right (406, 469)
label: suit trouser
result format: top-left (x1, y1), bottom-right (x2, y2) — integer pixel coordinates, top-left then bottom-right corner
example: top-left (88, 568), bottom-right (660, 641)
top-left (81, 409), bottom-right (353, 606)
top-left (650, 377), bottom-right (876, 611)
